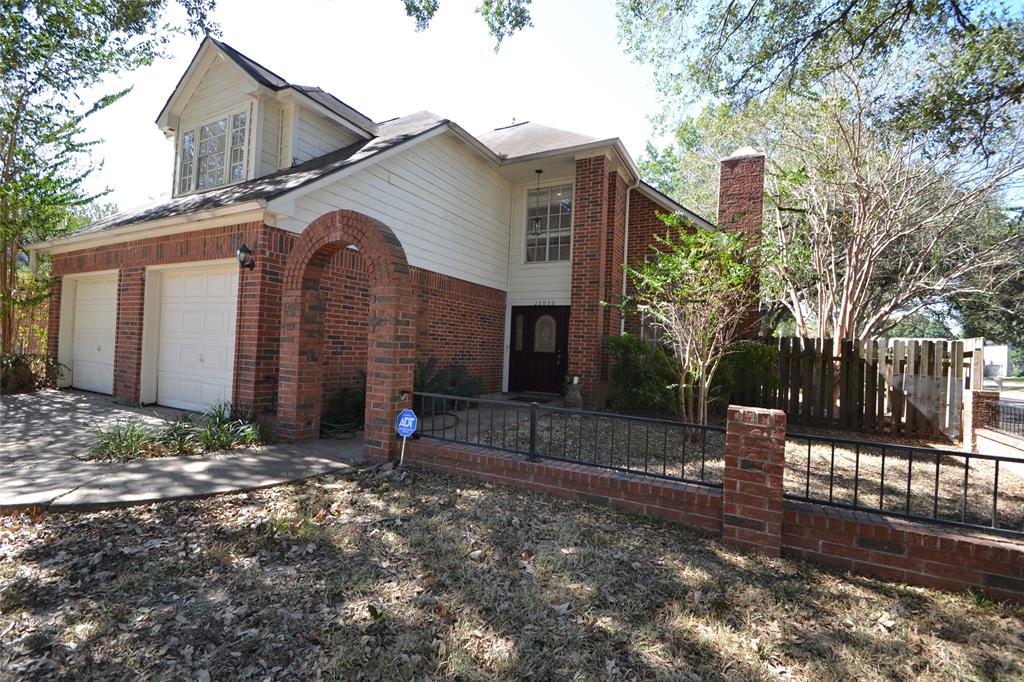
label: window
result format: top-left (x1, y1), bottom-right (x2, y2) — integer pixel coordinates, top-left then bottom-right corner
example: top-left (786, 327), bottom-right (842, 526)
top-left (177, 109), bottom-right (248, 194)
top-left (526, 183), bottom-right (572, 262)
top-left (534, 314), bottom-right (557, 352)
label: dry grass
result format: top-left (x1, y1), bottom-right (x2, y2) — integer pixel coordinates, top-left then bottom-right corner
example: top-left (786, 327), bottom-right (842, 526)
top-left (2, 467), bottom-right (1023, 680)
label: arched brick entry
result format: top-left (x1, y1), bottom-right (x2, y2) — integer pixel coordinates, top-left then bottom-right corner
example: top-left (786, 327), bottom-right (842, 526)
top-left (277, 210), bottom-right (415, 459)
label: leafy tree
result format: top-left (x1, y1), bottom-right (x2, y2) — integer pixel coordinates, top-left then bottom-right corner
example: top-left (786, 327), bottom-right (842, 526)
top-left (642, 65), bottom-right (1023, 355)
top-left (624, 220), bottom-right (753, 425)
top-left (402, 0), bottom-right (533, 47)
top-left (618, 0), bottom-right (1024, 157)
top-left (0, 1), bottom-right (214, 352)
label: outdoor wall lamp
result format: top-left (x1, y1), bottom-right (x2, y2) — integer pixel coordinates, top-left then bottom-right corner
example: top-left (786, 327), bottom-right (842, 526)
top-left (236, 243), bottom-right (255, 270)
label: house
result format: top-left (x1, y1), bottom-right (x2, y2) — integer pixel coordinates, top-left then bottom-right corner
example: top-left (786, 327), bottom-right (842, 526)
top-left (29, 38), bottom-right (765, 458)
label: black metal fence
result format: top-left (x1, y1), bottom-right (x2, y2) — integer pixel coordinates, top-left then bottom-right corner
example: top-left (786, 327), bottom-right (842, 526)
top-left (785, 432), bottom-right (1024, 537)
top-left (413, 392), bottom-right (725, 486)
top-left (996, 401), bottom-right (1024, 437)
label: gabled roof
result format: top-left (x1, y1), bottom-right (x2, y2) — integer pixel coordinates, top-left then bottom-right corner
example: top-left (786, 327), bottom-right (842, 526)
top-left (69, 112), bottom-right (446, 237)
top-left (156, 38), bottom-right (377, 137)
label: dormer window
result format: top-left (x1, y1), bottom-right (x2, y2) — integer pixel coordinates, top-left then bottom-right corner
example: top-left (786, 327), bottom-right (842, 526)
top-left (177, 109), bottom-right (249, 194)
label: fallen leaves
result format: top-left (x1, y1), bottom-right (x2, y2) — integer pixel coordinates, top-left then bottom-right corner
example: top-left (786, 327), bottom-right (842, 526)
top-left (1, 467), bottom-right (1022, 681)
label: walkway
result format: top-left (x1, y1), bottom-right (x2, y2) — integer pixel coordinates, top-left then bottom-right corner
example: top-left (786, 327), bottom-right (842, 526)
top-left (0, 390), bottom-right (361, 511)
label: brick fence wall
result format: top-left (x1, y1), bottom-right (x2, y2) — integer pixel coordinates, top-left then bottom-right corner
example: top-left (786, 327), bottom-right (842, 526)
top-left (405, 404), bottom-right (1024, 602)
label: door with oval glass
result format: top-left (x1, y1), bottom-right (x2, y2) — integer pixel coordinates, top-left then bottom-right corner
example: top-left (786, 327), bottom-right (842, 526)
top-left (509, 305), bottom-right (569, 393)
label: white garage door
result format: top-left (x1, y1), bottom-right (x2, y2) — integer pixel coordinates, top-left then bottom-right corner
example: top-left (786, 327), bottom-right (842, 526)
top-left (156, 266), bottom-right (238, 412)
top-left (71, 276), bottom-right (117, 394)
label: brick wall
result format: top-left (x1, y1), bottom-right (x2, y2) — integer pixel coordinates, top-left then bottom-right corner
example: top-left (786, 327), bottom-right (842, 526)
top-left (49, 221), bottom-right (266, 407)
top-left (406, 439), bottom-right (723, 533)
top-left (602, 171), bottom-right (628, 352)
top-left (315, 251), bottom-right (508, 412)
top-left (568, 155), bottom-right (610, 404)
top-left (783, 502), bottom-right (1024, 602)
top-left (964, 389), bottom-right (1001, 452)
top-left (404, 404), bottom-right (1024, 602)
top-left (48, 218), bottom-right (505, 426)
top-left (623, 190), bottom-right (686, 336)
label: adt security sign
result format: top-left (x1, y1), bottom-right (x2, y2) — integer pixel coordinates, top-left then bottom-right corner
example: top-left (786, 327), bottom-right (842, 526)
top-left (396, 409), bottom-right (417, 437)
top-left (396, 408), bottom-right (417, 467)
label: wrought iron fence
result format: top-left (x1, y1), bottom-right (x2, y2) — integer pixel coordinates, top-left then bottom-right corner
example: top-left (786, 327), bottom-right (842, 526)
top-left (413, 392), bottom-right (725, 486)
top-left (785, 432), bottom-right (1024, 537)
top-left (996, 401), bottom-right (1024, 437)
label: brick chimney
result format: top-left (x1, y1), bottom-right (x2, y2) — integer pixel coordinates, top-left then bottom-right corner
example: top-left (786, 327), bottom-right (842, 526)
top-left (717, 146), bottom-right (765, 336)
top-left (717, 146), bottom-right (765, 238)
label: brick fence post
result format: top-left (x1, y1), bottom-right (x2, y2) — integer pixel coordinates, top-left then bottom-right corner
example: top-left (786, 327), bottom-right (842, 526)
top-left (723, 405), bottom-right (787, 556)
top-left (964, 389), bottom-right (1000, 452)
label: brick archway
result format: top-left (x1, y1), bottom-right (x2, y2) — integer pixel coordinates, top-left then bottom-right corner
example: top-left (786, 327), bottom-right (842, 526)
top-left (277, 210), bottom-right (415, 459)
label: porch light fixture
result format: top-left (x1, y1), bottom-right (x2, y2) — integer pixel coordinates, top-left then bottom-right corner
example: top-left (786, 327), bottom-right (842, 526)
top-left (530, 169), bottom-right (544, 236)
top-left (236, 243), bottom-right (255, 270)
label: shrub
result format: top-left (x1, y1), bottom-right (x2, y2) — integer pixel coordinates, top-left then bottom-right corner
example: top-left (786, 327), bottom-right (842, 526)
top-left (159, 415), bottom-right (198, 454)
top-left (89, 419), bottom-right (160, 462)
top-left (88, 403), bottom-right (272, 462)
top-left (1, 353), bottom-right (66, 394)
top-left (606, 334), bottom-right (678, 417)
top-left (710, 340), bottom-right (780, 411)
top-left (413, 358), bottom-right (484, 412)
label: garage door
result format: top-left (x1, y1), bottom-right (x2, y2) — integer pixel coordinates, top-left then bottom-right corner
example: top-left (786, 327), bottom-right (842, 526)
top-left (71, 276), bottom-right (117, 394)
top-left (156, 266), bottom-right (238, 412)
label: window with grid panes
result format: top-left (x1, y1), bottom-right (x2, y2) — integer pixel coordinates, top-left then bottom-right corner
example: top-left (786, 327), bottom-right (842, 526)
top-left (177, 109), bottom-right (248, 194)
top-left (525, 184), bottom-right (573, 262)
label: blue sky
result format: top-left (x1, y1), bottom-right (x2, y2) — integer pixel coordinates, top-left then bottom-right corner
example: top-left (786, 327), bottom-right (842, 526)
top-left (80, 0), bottom-right (667, 210)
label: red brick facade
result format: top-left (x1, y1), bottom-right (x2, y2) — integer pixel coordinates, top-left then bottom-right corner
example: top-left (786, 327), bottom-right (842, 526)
top-left (47, 215), bottom-right (505, 456)
top-left (406, 406), bottom-right (1024, 603)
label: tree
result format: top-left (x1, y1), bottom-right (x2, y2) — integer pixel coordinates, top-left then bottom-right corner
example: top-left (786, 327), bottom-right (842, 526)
top-left (624, 220), bottom-right (753, 425)
top-left (0, 1), bottom-right (215, 353)
top-left (642, 65), bottom-right (1023, 355)
top-left (402, 0), bottom-right (533, 47)
top-left (618, 0), bottom-right (1024, 157)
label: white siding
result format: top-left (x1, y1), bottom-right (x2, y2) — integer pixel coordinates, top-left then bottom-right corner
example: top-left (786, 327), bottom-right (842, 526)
top-left (178, 56), bottom-right (252, 130)
top-left (257, 98), bottom-right (281, 177)
top-left (293, 107), bottom-right (362, 163)
top-left (506, 179), bottom-right (573, 306)
top-left (278, 132), bottom-right (513, 291)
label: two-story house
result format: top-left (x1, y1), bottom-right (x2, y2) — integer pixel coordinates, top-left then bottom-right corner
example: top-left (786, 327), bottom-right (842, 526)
top-left (30, 38), bottom-right (765, 458)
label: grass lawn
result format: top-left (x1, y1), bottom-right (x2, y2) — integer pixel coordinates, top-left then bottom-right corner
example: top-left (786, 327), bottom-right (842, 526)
top-left (2, 467), bottom-right (1023, 680)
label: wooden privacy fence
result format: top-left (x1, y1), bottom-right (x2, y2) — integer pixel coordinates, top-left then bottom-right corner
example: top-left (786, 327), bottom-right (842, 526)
top-left (734, 337), bottom-right (984, 440)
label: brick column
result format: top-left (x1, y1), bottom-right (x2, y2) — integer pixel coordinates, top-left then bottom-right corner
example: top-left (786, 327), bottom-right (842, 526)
top-left (233, 224), bottom-right (295, 420)
top-left (602, 171), bottom-right (628, 375)
top-left (723, 405), bottom-right (787, 556)
top-left (112, 267), bottom-right (146, 404)
top-left (964, 389), bottom-right (1001, 452)
top-left (568, 155), bottom-right (610, 404)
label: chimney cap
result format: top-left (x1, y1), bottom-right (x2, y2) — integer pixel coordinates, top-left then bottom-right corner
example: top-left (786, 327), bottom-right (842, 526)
top-left (722, 145), bottom-right (764, 161)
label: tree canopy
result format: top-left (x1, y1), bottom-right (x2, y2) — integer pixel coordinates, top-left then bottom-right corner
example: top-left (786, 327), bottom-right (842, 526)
top-left (0, 0), bottom-right (216, 351)
top-left (618, 0), bottom-right (1024, 157)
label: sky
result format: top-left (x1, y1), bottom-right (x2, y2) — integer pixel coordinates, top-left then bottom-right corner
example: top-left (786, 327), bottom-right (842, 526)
top-left (80, 0), bottom-right (667, 211)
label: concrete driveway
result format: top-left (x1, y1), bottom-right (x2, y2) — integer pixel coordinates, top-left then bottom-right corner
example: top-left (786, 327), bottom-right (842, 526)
top-left (1, 389), bottom-right (361, 510)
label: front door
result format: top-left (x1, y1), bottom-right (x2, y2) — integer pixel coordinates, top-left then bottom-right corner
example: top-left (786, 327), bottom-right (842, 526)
top-left (509, 306), bottom-right (569, 393)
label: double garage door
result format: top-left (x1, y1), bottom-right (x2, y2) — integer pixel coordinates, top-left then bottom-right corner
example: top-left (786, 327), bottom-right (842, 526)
top-left (69, 265), bottom-right (238, 413)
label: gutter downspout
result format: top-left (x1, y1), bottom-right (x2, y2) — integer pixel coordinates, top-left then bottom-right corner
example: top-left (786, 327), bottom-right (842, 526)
top-left (620, 177), bottom-right (640, 335)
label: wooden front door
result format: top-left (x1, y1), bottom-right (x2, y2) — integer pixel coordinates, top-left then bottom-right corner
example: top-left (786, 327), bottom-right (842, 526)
top-left (509, 306), bottom-right (569, 393)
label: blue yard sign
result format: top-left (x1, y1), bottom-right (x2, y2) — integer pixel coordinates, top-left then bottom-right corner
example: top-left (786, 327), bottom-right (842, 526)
top-left (396, 409), bottom-right (417, 437)
top-left (396, 408), bottom-right (417, 468)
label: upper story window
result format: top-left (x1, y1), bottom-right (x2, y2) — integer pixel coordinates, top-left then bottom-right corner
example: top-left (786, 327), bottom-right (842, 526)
top-left (177, 110), bottom-right (248, 195)
top-left (526, 183), bottom-right (573, 263)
